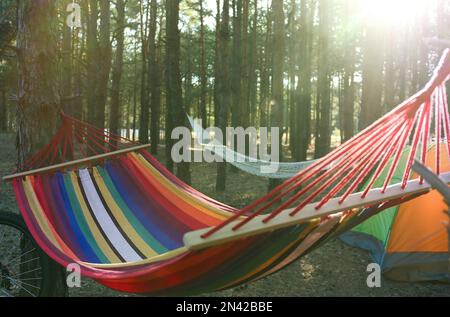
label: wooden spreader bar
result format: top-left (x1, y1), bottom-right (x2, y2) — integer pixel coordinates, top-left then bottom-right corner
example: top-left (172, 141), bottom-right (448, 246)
top-left (2, 144), bottom-right (151, 181)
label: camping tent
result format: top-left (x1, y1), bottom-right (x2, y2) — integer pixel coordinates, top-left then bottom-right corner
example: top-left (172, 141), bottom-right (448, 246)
top-left (341, 142), bottom-right (450, 282)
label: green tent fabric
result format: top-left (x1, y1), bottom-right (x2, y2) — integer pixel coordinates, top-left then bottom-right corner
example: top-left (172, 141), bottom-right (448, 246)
top-left (345, 148), bottom-right (410, 257)
top-left (341, 144), bottom-right (450, 282)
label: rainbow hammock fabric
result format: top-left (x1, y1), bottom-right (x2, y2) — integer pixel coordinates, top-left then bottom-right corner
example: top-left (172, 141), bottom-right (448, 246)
top-left (6, 49), bottom-right (450, 295)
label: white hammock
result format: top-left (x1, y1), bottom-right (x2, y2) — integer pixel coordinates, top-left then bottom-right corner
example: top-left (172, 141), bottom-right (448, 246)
top-left (187, 116), bottom-right (318, 178)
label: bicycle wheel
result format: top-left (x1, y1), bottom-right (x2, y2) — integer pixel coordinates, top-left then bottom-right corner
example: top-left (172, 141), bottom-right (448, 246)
top-left (0, 212), bottom-right (66, 297)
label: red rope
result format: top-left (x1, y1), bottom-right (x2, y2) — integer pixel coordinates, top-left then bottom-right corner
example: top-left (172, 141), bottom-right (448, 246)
top-left (265, 119), bottom-right (403, 219)
top-left (74, 127), bottom-right (100, 156)
top-left (419, 99), bottom-right (431, 184)
top-left (289, 122), bottom-right (403, 216)
top-left (320, 124), bottom-right (403, 209)
top-left (61, 125), bottom-right (69, 163)
top-left (80, 123), bottom-right (120, 152)
top-left (440, 85), bottom-right (450, 157)
top-left (67, 122), bottom-right (75, 160)
top-left (18, 140), bottom-right (52, 171)
top-left (434, 90), bottom-right (441, 175)
top-left (75, 121), bottom-right (121, 150)
top-left (62, 113), bottom-right (136, 145)
top-left (74, 129), bottom-right (87, 158)
top-left (380, 117), bottom-right (415, 193)
top-left (360, 121), bottom-right (408, 198)
top-left (401, 103), bottom-right (428, 188)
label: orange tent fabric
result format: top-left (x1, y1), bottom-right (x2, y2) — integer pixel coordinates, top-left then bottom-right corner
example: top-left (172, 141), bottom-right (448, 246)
top-left (387, 143), bottom-right (449, 254)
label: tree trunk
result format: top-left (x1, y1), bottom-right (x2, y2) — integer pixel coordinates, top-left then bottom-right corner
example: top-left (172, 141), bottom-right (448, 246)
top-left (165, 0), bottom-right (191, 183)
top-left (417, 13), bottom-right (429, 88)
top-left (359, 19), bottom-right (384, 130)
top-left (109, 0), bottom-right (126, 140)
top-left (394, 25), bottom-right (408, 104)
top-left (61, 0), bottom-right (72, 112)
top-left (288, 0), bottom-right (297, 156)
top-left (95, 0), bottom-right (111, 130)
top-left (409, 22), bottom-right (419, 94)
top-left (295, 0), bottom-right (314, 161)
top-left (216, 0), bottom-right (231, 192)
top-left (0, 89), bottom-right (6, 132)
top-left (149, 0), bottom-right (160, 154)
top-left (213, 0), bottom-right (221, 127)
top-left (248, 0), bottom-right (258, 127)
top-left (240, 0), bottom-right (250, 154)
top-left (139, 0), bottom-right (149, 143)
top-left (315, 0), bottom-right (332, 158)
top-left (72, 7), bottom-right (84, 120)
top-left (229, 0), bottom-right (242, 173)
top-left (184, 29), bottom-right (193, 115)
top-left (16, 0), bottom-right (60, 167)
top-left (268, 0), bottom-right (284, 190)
top-left (231, 0), bottom-right (242, 132)
top-left (85, 0), bottom-right (99, 125)
top-left (199, 0), bottom-right (208, 129)
top-left (259, 5), bottom-right (272, 129)
top-left (437, 0), bottom-right (450, 97)
top-left (132, 40), bottom-right (138, 141)
top-left (342, 0), bottom-right (355, 141)
top-left (126, 92), bottom-right (131, 139)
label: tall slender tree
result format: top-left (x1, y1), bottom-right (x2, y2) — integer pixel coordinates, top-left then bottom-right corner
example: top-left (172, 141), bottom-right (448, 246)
top-left (72, 5), bottom-right (84, 120)
top-left (213, 0), bottom-right (221, 127)
top-left (216, 0), bottom-right (231, 191)
top-left (436, 0), bottom-right (450, 94)
top-left (184, 27), bottom-right (193, 115)
top-left (61, 0), bottom-right (72, 106)
top-left (288, 0), bottom-right (297, 155)
top-left (85, 0), bottom-right (99, 125)
top-left (149, 0), bottom-right (160, 154)
top-left (417, 12), bottom-right (429, 88)
top-left (268, 0), bottom-right (284, 190)
top-left (166, 0), bottom-right (191, 183)
top-left (231, 0), bottom-right (242, 132)
top-left (109, 0), bottom-right (127, 139)
top-left (0, 87), bottom-right (6, 132)
top-left (132, 38), bottom-right (138, 141)
top-left (248, 0), bottom-right (258, 126)
top-left (315, 0), bottom-right (332, 158)
top-left (359, 13), bottom-right (384, 130)
top-left (95, 0), bottom-right (112, 130)
top-left (294, 0), bottom-right (314, 161)
top-left (342, 0), bottom-right (355, 141)
top-left (259, 4), bottom-right (272, 129)
top-left (199, 0), bottom-right (208, 128)
top-left (240, 0), bottom-right (250, 134)
top-left (139, 0), bottom-right (150, 143)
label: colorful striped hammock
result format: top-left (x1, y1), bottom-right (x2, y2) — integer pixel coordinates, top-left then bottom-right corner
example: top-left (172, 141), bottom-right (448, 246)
top-left (4, 49), bottom-right (450, 295)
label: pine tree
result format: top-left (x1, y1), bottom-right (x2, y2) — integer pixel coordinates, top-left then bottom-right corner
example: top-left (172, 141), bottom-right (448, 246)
top-left (166, 0), bottom-right (191, 183)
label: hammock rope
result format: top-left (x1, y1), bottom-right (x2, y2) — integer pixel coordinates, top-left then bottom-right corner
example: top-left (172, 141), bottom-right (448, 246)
top-left (188, 115), bottom-right (318, 178)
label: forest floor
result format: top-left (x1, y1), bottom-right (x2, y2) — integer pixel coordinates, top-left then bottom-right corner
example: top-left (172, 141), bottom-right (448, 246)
top-left (0, 132), bottom-right (449, 297)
